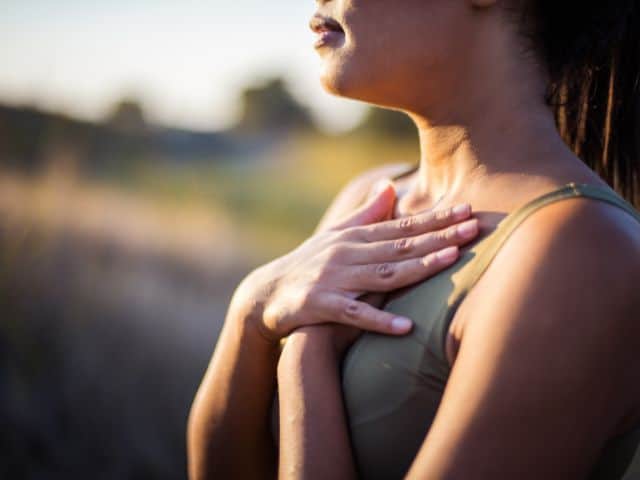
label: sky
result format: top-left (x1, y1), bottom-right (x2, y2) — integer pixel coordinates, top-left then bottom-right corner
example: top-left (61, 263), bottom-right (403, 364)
top-left (0, 0), bottom-right (367, 132)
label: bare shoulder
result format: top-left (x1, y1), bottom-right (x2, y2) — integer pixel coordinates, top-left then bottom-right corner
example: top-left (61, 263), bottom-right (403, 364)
top-left (412, 196), bottom-right (640, 478)
top-left (463, 194), bottom-right (640, 331)
top-left (458, 194), bottom-right (640, 423)
top-left (315, 162), bottom-right (414, 231)
top-left (494, 195), bottom-right (640, 306)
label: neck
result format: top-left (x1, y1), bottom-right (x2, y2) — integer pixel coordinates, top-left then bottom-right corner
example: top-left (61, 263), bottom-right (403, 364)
top-left (407, 98), bottom-right (565, 202)
top-left (400, 29), bottom-right (577, 208)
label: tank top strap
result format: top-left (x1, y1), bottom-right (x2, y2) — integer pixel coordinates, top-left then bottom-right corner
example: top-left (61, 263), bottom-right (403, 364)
top-left (453, 182), bottom-right (640, 299)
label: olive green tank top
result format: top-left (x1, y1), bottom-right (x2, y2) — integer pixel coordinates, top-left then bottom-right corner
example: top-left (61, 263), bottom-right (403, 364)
top-left (341, 178), bottom-right (640, 479)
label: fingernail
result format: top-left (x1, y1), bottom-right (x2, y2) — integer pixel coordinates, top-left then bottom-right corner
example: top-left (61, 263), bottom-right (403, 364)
top-left (391, 317), bottom-right (413, 333)
top-left (457, 219), bottom-right (478, 238)
top-left (452, 204), bottom-right (470, 217)
top-left (436, 246), bottom-right (458, 262)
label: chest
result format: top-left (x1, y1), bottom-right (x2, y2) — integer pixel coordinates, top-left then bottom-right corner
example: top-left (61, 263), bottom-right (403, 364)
top-left (340, 257), bottom-right (472, 478)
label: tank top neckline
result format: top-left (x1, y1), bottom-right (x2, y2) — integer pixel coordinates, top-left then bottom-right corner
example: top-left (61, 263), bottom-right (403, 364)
top-left (493, 181), bottom-right (639, 229)
top-left (390, 166), bottom-right (634, 225)
top-left (442, 179), bottom-right (640, 316)
top-left (456, 180), bottom-right (638, 256)
top-left (388, 164), bottom-right (640, 248)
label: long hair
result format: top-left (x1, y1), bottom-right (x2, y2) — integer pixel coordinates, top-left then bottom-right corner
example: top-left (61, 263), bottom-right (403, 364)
top-left (518, 1), bottom-right (640, 207)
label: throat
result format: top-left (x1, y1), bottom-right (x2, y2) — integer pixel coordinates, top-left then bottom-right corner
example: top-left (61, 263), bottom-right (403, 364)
top-left (393, 186), bottom-right (448, 219)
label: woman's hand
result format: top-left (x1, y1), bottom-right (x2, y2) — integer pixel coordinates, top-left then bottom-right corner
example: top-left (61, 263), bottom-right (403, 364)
top-left (236, 180), bottom-right (479, 344)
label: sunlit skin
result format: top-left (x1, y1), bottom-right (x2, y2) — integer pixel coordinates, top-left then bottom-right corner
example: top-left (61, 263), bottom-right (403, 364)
top-left (188, 0), bottom-right (640, 479)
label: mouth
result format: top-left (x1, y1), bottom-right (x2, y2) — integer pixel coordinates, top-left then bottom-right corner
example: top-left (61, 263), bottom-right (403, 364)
top-left (309, 13), bottom-right (345, 49)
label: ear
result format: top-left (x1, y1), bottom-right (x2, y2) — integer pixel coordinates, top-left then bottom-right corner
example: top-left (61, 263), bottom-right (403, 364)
top-left (470, 0), bottom-right (497, 8)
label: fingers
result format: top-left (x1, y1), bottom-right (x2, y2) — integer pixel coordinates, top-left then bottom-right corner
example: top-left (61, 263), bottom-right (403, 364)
top-left (344, 217), bottom-right (479, 264)
top-left (342, 246), bottom-right (461, 292)
top-left (313, 293), bottom-right (414, 336)
top-left (344, 203), bottom-right (473, 243)
top-left (333, 180), bottom-right (397, 229)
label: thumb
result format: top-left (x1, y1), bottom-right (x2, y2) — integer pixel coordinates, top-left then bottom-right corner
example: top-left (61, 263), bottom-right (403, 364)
top-left (335, 179), bottom-right (397, 229)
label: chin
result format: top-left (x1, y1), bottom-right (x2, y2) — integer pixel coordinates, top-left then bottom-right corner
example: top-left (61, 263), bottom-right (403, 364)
top-left (319, 56), bottom-right (385, 105)
top-left (320, 69), bottom-right (407, 116)
top-left (319, 66), bottom-right (351, 98)
top-left (317, 49), bottom-right (354, 96)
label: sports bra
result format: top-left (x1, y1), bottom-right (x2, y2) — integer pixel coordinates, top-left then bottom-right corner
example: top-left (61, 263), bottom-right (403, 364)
top-left (341, 169), bottom-right (640, 479)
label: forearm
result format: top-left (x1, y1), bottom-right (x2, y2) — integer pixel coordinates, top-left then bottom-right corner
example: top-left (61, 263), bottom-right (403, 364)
top-left (277, 330), bottom-right (357, 480)
top-left (187, 295), bottom-right (280, 480)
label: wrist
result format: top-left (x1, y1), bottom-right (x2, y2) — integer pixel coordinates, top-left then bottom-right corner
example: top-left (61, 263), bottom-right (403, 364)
top-left (278, 327), bottom-right (341, 377)
top-left (228, 267), bottom-right (279, 344)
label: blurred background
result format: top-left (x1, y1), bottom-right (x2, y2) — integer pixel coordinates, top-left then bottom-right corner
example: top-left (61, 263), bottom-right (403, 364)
top-left (0, 1), bottom-right (419, 478)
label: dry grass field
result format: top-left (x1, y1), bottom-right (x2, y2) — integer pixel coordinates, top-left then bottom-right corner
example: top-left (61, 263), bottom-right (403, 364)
top-left (0, 131), bottom-right (417, 478)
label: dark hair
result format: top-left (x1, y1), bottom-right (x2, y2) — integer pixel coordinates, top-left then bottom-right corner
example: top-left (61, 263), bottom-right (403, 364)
top-left (516, 1), bottom-right (640, 207)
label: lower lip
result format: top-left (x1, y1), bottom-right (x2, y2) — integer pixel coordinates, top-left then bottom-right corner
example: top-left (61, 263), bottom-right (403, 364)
top-left (313, 30), bottom-right (344, 49)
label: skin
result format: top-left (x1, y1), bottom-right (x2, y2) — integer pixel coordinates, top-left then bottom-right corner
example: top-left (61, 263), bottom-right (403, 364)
top-left (189, 0), bottom-right (640, 478)
top-left (187, 179), bottom-right (482, 479)
top-left (276, 0), bottom-right (640, 478)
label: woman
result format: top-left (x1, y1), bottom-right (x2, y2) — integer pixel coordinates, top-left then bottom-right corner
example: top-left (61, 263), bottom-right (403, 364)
top-left (188, 1), bottom-right (640, 478)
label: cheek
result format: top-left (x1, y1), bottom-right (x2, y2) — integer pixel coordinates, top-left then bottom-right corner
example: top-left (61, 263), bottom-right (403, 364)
top-left (329, 5), bottom-right (411, 97)
top-left (320, 26), bottom-right (436, 105)
top-left (318, 1), bottom-right (464, 107)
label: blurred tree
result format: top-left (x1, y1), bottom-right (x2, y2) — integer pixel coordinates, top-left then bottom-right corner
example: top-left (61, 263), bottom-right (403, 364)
top-left (234, 78), bottom-right (314, 134)
top-left (99, 98), bottom-right (151, 173)
top-left (107, 99), bottom-right (147, 134)
top-left (0, 106), bottom-right (89, 173)
top-left (354, 106), bottom-right (416, 138)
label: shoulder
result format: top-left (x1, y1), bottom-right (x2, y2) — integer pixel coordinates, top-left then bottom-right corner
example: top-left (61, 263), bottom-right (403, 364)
top-left (315, 162), bottom-right (414, 232)
top-left (461, 192), bottom-right (640, 331)
top-left (461, 193), bottom-right (640, 424)
top-left (466, 192), bottom-right (640, 350)
top-left (491, 194), bottom-right (640, 311)
top-left (465, 190), bottom-right (640, 308)
top-left (411, 194), bottom-right (640, 478)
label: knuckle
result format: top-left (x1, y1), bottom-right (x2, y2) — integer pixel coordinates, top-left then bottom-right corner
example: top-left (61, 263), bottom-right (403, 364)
top-left (422, 253), bottom-right (438, 270)
top-left (325, 243), bottom-right (347, 262)
top-left (431, 230), bottom-right (447, 243)
top-left (423, 211), bottom-right (437, 224)
top-left (360, 226), bottom-right (376, 243)
top-left (444, 225), bottom-right (458, 240)
top-left (398, 216), bottom-right (417, 232)
top-left (434, 207), bottom-right (452, 221)
top-left (341, 225), bottom-right (365, 242)
top-left (375, 262), bottom-right (395, 279)
top-left (342, 300), bottom-right (363, 321)
top-left (392, 238), bottom-right (412, 254)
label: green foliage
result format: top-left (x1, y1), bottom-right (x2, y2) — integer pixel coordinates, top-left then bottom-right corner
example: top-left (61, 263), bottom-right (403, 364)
top-left (234, 77), bottom-right (314, 134)
top-left (106, 99), bottom-right (147, 133)
top-left (355, 106), bottom-right (416, 138)
top-left (103, 131), bottom-right (418, 258)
